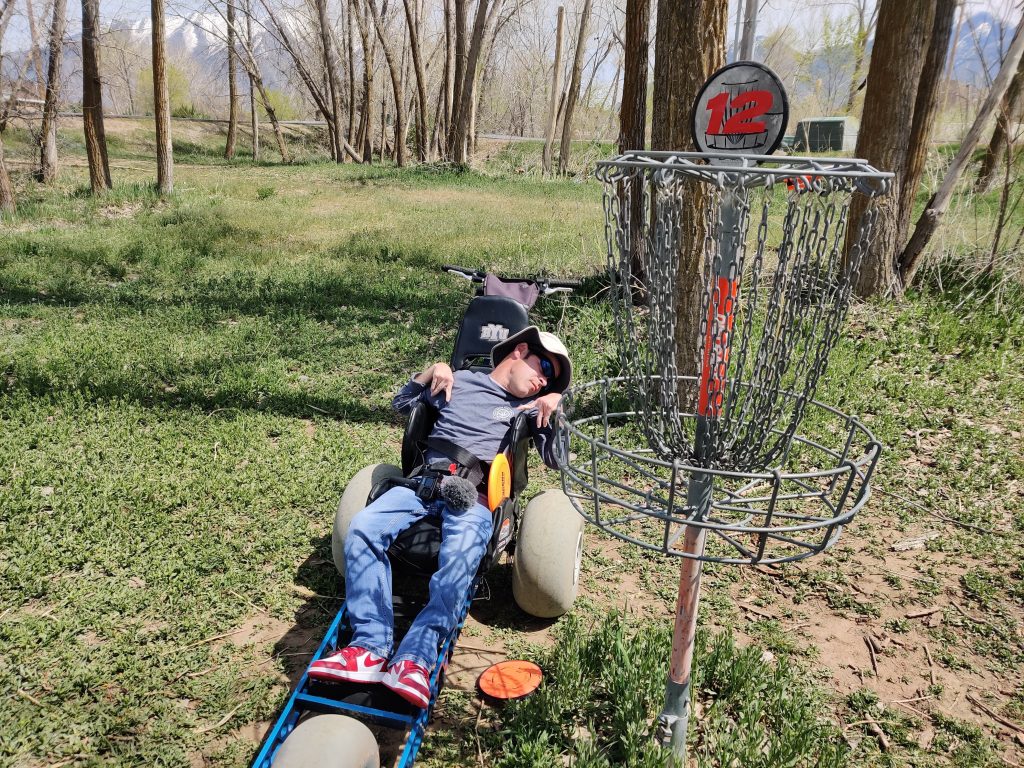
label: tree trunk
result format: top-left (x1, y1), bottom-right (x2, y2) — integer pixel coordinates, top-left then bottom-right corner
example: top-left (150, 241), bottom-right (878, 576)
top-left (652, 0), bottom-right (727, 379)
top-left (402, 0), bottom-right (429, 161)
top-left (36, 0), bottom-right (67, 183)
top-left (81, 0), bottom-right (111, 193)
top-left (738, 0), bottom-right (756, 60)
top-left (152, 0), bottom-right (174, 194)
top-left (542, 6), bottom-right (564, 176)
top-left (24, 0), bottom-right (46, 99)
top-left (557, 0), bottom-right (593, 175)
top-left (844, 1), bottom-right (876, 113)
top-left (619, 0), bottom-right (648, 153)
top-left (452, 0), bottom-right (495, 164)
top-left (352, 0), bottom-right (377, 162)
top-left (246, 0), bottom-right (259, 162)
top-left (316, 0), bottom-right (345, 163)
top-left (897, 0), bottom-right (956, 244)
top-left (976, 50), bottom-right (1024, 192)
top-left (366, 0), bottom-right (408, 166)
top-left (346, 3), bottom-right (357, 146)
top-left (847, 0), bottom-right (936, 298)
top-left (898, 18), bottom-right (1024, 288)
top-left (0, 132), bottom-right (14, 213)
top-left (450, 0), bottom-right (467, 151)
top-left (254, 76), bottom-right (290, 163)
top-left (438, 0), bottom-right (454, 156)
top-left (225, 0), bottom-right (239, 159)
top-left (619, 0), bottom-right (650, 300)
top-left (0, 1), bottom-right (15, 212)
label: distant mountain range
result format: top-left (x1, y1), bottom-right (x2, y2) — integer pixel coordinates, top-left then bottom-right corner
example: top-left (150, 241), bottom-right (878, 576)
top-left (2, 9), bottom-right (1017, 118)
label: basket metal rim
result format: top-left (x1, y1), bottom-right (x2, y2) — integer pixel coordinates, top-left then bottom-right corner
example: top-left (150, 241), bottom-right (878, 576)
top-left (595, 149), bottom-right (894, 178)
top-left (558, 376), bottom-right (881, 481)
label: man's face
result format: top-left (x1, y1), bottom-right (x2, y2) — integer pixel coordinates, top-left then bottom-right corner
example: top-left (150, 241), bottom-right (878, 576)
top-left (505, 343), bottom-right (560, 398)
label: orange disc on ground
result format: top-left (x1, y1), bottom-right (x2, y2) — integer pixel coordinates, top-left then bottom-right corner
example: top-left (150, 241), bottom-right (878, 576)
top-left (478, 660), bottom-right (542, 701)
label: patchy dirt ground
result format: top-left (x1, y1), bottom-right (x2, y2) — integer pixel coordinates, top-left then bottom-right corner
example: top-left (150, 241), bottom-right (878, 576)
top-left (200, 500), bottom-right (1023, 768)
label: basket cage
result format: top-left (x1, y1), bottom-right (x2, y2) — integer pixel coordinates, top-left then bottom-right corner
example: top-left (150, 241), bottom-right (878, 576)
top-left (596, 152), bottom-right (891, 475)
top-left (556, 153), bottom-right (891, 563)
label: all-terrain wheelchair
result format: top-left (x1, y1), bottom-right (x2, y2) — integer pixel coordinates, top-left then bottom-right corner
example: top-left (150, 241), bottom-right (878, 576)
top-left (251, 266), bottom-right (585, 768)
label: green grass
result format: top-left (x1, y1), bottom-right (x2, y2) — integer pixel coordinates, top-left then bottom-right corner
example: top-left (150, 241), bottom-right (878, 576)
top-left (2, 123), bottom-right (1023, 767)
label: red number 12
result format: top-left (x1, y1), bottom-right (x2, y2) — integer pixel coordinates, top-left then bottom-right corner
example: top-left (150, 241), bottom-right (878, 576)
top-left (706, 90), bottom-right (773, 135)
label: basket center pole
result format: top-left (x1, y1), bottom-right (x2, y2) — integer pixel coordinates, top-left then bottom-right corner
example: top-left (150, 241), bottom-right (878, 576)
top-left (656, 472), bottom-right (712, 760)
top-left (657, 190), bottom-right (742, 763)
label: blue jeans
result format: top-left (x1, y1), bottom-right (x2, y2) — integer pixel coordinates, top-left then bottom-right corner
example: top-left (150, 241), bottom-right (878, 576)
top-left (344, 486), bottom-right (493, 670)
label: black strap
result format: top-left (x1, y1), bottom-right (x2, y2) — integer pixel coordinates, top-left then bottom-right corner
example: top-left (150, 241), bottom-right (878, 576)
top-left (425, 436), bottom-right (486, 488)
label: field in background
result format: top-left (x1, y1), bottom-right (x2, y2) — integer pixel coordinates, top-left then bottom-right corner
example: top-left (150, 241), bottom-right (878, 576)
top-left (1, 120), bottom-right (1023, 767)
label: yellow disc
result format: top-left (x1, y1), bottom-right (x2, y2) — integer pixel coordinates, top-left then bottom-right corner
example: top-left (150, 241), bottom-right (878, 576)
top-left (487, 453), bottom-right (511, 511)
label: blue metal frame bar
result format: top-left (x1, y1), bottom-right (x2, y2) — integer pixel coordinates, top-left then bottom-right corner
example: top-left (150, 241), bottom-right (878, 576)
top-left (251, 569), bottom-right (484, 768)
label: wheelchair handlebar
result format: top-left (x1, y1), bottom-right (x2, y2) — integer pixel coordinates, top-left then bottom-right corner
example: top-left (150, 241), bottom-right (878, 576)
top-left (441, 264), bottom-right (580, 294)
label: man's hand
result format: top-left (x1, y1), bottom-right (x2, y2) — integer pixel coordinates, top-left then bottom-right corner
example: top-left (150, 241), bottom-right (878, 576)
top-left (517, 391), bottom-right (562, 428)
top-left (415, 362), bottom-right (455, 402)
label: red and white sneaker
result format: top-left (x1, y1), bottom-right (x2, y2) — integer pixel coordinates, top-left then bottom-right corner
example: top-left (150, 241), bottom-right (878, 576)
top-left (307, 646), bottom-right (388, 683)
top-left (382, 660), bottom-right (431, 708)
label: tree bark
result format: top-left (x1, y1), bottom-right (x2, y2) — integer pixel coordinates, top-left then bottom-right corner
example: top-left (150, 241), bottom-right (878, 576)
top-left (36, 0), bottom-right (67, 183)
top-left (450, 0), bottom-right (468, 151)
top-left (0, 0), bottom-right (15, 212)
top-left (652, 0), bottom-right (727, 379)
top-left (619, 0), bottom-right (648, 153)
top-left (352, 0), bottom-right (377, 162)
top-left (316, 0), bottom-right (345, 162)
top-left (619, 0), bottom-right (650, 300)
top-left (452, 0), bottom-right (497, 164)
top-left (557, 0), bottom-right (593, 175)
top-left (542, 6), bottom-right (564, 176)
top-left (439, 0), bottom-right (454, 156)
top-left (246, 0), bottom-right (258, 162)
top-left (152, 0), bottom-right (174, 194)
top-left (346, 3), bottom-right (357, 146)
top-left (24, 0), bottom-right (46, 99)
top-left (898, 18), bottom-right (1024, 288)
top-left (0, 132), bottom-right (14, 213)
top-left (81, 0), bottom-right (111, 193)
top-left (225, 0), bottom-right (239, 159)
top-left (738, 0), bottom-right (756, 60)
top-left (844, 0), bottom-right (876, 113)
top-left (976, 50), bottom-right (1024, 192)
top-left (366, 0), bottom-right (408, 166)
top-left (897, 0), bottom-right (956, 244)
top-left (402, 0), bottom-right (429, 161)
top-left (847, 0), bottom-right (935, 298)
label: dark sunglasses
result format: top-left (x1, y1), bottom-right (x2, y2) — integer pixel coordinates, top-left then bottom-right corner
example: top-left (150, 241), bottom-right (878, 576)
top-left (529, 349), bottom-right (556, 380)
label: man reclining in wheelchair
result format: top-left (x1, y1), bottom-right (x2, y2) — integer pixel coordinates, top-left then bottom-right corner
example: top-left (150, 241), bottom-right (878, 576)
top-left (307, 326), bottom-right (571, 708)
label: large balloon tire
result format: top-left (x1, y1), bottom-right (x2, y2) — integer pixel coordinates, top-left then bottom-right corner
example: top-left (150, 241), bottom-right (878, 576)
top-left (272, 714), bottom-right (379, 768)
top-left (332, 463), bottom-right (402, 577)
top-left (512, 489), bottom-right (585, 618)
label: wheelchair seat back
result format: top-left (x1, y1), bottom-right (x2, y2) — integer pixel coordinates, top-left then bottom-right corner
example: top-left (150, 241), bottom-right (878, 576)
top-left (450, 295), bottom-right (530, 372)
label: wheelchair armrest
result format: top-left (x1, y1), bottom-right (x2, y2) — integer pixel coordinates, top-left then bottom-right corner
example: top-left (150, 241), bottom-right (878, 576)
top-left (401, 401), bottom-right (439, 476)
top-left (509, 413), bottom-right (532, 497)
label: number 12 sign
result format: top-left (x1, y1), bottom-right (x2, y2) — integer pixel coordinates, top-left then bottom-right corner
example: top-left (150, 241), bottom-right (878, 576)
top-left (690, 61), bottom-right (789, 156)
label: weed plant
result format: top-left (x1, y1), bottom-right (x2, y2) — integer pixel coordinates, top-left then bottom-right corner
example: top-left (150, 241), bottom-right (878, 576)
top-left (490, 612), bottom-right (847, 768)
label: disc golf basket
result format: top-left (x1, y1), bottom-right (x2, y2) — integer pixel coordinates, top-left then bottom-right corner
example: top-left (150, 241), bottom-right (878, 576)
top-left (555, 63), bottom-right (893, 764)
